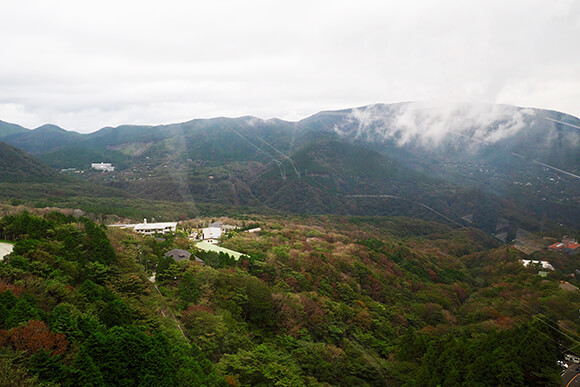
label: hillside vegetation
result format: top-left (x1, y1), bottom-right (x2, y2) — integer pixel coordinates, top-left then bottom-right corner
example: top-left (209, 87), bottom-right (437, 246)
top-left (0, 142), bottom-right (56, 182)
top-left (1, 210), bottom-right (579, 386)
top-left (0, 211), bottom-right (225, 386)
top-left (1, 102), bottom-right (578, 232)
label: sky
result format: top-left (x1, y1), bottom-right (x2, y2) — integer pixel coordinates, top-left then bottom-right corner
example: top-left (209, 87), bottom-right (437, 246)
top-left (0, 0), bottom-right (579, 133)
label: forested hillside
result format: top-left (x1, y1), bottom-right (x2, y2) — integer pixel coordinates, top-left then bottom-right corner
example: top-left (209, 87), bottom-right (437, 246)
top-left (0, 142), bottom-right (56, 182)
top-left (0, 102), bottom-right (578, 385)
top-left (0, 211), bottom-right (225, 386)
top-left (1, 102), bottom-right (578, 231)
top-left (1, 210), bottom-right (578, 386)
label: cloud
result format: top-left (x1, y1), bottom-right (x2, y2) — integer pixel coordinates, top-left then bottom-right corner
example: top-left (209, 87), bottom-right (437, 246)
top-left (334, 100), bottom-right (535, 149)
top-left (0, 0), bottom-right (579, 132)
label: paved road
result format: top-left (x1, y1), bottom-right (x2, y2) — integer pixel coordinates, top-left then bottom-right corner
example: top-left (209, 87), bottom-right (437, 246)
top-left (562, 364), bottom-right (580, 387)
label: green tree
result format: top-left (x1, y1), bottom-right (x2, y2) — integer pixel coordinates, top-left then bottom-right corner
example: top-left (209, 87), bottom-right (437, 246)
top-left (178, 270), bottom-right (200, 306)
top-left (5, 296), bottom-right (42, 328)
top-left (28, 350), bottom-right (68, 385)
top-left (99, 299), bottom-right (132, 328)
top-left (72, 349), bottom-right (105, 387)
top-left (0, 354), bottom-right (39, 387)
top-left (218, 343), bottom-right (303, 386)
top-left (48, 303), bottom-right (80, 338)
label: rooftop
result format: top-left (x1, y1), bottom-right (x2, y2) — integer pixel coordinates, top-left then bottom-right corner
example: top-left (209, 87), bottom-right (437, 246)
top-left (549, 240), bottom-right (580, 250)
top-left (195, 241), bottom-right (245, 260)
top-left (164, 249), bottom-right (191, 261)
top-left (134, 222), bottom-right (177, 230)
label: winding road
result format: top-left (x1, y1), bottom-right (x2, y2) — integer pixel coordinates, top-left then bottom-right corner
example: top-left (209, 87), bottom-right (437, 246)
top-left (563, 364), bottom-right (580, 387)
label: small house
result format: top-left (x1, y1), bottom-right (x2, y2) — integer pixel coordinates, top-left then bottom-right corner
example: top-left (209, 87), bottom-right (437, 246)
top-left (202, 222), bottom-right (224, 244)
top-left (549, 237), bottom-right (580, 255)
top-left (520, 260), bottom-right (555, 271)
top-left (164, 249), bottom-right (191, 262)
top-left (559, 281), bottom-right (579, 292)
top-left (91, 162), bottom-right (115, 172)
top-left (565, 353), bottom-right (580, 364)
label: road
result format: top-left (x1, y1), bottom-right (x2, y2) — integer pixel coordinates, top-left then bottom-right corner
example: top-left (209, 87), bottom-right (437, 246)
top-left (562, 364), bottom-right (580, 387)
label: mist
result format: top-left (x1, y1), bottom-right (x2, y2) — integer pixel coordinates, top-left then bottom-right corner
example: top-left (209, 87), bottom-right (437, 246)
top-left (334, 101), bottom-right (536, 150)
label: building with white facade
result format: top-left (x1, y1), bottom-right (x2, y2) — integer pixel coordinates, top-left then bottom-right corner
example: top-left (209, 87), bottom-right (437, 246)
top-left (202, 222), bottom-right (224, 244)
top-left (133, 219), bottom-right (177, 236)
top-left (91, 162), bottom-right (115, 172)
top-left (520, 260), bottom-right (555, 271)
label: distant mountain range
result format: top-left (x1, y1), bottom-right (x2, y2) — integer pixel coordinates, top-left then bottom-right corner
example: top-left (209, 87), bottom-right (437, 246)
top-left (1, 102), bottom-right (578, 231)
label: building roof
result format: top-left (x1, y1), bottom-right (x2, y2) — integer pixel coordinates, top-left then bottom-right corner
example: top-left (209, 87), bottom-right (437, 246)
top-left (195, 241), bottom-right (245, 260)
top-left (549, 240), bottom-right (580, 250)
top-left (163, 249), bottom-right (191, 261)
top-left (108, 223), bottom-right (138, 229)
top-left (559, 281), bottom-right (579, 292)
top-left (206, 222), bottom-right (223, 228)
top-left (521, 260), bottom-right (555, 271)
top-left (134, 222), bottom-right (177, 230)
top-left (0, 242), bottom-right (14, 262)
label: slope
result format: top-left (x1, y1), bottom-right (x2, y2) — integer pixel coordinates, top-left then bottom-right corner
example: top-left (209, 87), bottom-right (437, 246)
top-left (0, 120), bottom-right (28, 138)
top-left (1, 124), bottom-right (83, 154)
top-left (0, 102), bottom-right (577, 230)
top-left (321, 102), bottom-right (580, 229)
top-left (250, 139), bottom-right (470, 220)
top-left (0, 141), bottom-right (57, 182)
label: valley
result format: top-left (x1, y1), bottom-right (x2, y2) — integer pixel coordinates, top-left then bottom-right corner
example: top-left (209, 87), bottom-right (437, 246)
top-left (0, 101), bottom-right (579, 386)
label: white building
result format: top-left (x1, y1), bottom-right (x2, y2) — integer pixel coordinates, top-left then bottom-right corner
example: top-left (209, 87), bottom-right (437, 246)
top-left (202, 222), bottom-right (224, 244)
top-left (565, 353), bottom-right (580, 364)
top-left (134, 219), bottom-right (177, 236)
top-left (520, 259), bottom-right (555, 271)
top-left (91, 162), bottom-right (115, 172)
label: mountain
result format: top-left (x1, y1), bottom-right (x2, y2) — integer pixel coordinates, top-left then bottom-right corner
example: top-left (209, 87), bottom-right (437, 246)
top-left (250, 138), bottom-right (447, 214)
top-left (323, 102), bottom-right (580, 229)
top-left (1, 105), bottom-right (578, 385)
top-left (0, 141), bottom-right (57, 182)
top-left (0, 120), bottom-right (28, 138)
top-left (1, 124), bottom-right (83, 154)
top-left (0, 142), bottom-right (140, 218)
top-left (326, 102), bottom-right (580, 176)
top-left (1, 102), bottom-right (578, 230)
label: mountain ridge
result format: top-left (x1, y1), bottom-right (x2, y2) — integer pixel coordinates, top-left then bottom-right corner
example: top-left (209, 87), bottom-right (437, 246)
top-left (0, 102), bottom-right (578, 229)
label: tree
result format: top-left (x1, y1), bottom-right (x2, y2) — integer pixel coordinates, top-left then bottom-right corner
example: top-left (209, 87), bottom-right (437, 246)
top-left (72, 349), bottom-right (105, 387)
top-left (240, 276), bottom-right (274, 329)
top-left (157, 262), bottom-right (181, 283)
top-left (178, 270), bottom-right (200, 306)
top-left (140, 335), bottom-right (175, 387)
top-left (5, 296), bottom-right (42, 328)
top-left (9, 320), bottom-right (68, 356)
top-left (48, 303), bottom-right (80, 338)
top-left (29, 350), bottom-right (69, 384)
top-left (99, 299), bottom-right (132, 328)
top-left (84, 261), bottom-right (111, 284)
top-left (81, 219), bottom-right (117, 265)
top-left (0, 355), bottom-right (39, 387)
top-left (218, 344), bottom-right (303, 386)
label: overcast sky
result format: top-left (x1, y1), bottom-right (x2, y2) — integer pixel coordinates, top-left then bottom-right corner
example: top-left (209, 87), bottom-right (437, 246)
top-left (0, 0), bottom-right (579, 133)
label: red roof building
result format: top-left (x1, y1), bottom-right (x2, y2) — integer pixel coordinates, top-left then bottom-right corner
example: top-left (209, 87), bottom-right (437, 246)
top-left (549, 237), bottom-right (580, 254)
